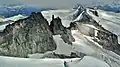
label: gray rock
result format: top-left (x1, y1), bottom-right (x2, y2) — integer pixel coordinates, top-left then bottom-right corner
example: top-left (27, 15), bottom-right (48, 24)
top-left (42, 52), bottom-right (85, 59)
top-left (50, 16), bottom-right (75, 45)
top-left (0, 12), bottom-right (57, 58)
top-left (96, 30), bottom-right (120, 55)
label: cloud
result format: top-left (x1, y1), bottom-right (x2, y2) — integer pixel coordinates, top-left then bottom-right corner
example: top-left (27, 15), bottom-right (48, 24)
top-left (0, 0), bottom-right (115, 8)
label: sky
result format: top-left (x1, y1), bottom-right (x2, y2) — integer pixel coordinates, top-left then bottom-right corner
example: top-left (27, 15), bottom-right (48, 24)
top-left (0, 0), bottom-right (118, 8)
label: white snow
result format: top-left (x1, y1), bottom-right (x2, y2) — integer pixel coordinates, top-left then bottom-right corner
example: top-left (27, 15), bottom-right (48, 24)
top-left (53, 35), bottom-right (74, 56)
top-left (5, 14), bottom-right (27, 21)
top-left (68, 56), bottom-right (109, 67)
top-left (71, 30), bottom-right (98, 55)
top-left (0, 56), bottom-right (110, 67)
top-left (87, 9), bottom-right (120, 43)
top-left (0, 14), bottom-right (27, 31)
top-left (73, 11), bottom-right (84, 22)
top-left (94, 30), bottom-right (98, 36)
top-left (83, 24), bottom-right (98, 30)
top-left (73, 6), bottom-right (81, 15)
top-left (0, 56), bottom-right (64, 67)
top-left (0, 23), bottom-right (10, 31)
top-left (71, 29), bottom-right (120, 67)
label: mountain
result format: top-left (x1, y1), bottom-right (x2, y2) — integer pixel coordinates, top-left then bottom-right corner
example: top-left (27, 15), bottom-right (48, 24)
top-left (97, 4), bottom-right (120, 13)
top-left (42, 5), bottom-right (120, 67)
top-left (0, 4), bottom-right (55, 31)
top-left (0, 5), bottom-right (120, 67)
top-left (0, 4), bottom-right (43, 18)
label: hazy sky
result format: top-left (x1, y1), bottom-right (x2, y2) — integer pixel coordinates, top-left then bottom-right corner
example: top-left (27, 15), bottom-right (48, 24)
top-left (0, 0), bottom-right (117, 8)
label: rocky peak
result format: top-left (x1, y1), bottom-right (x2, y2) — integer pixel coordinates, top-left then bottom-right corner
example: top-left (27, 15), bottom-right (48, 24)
top-left (0, 12), bottom-right (57, 58)
top-left (50, 16), bottom-right (65, 35)
top-left (50, 16), bottom-right (75, 45)
top-left (73, 5), bottom-right (85, 20)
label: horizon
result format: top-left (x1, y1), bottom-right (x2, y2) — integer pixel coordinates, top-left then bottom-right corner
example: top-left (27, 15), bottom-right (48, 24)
top-left (0, 0), bottom-right (118, 8)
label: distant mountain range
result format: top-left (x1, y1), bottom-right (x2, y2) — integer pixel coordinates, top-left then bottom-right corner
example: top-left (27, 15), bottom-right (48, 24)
top-left (97, 4), bottom-right (120, 13)
top-left (0, 4), bottom-right (55, 18)
top-left (1, 4), bottom-right (120, 18)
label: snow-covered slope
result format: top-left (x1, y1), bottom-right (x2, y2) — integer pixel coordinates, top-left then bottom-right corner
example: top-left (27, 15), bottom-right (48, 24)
top-left (41, 6), bottom-right (120, 67)
top-left (87, 9), bottom-right (120, 44)
top-left (0, 56), bottom-right (109, 67)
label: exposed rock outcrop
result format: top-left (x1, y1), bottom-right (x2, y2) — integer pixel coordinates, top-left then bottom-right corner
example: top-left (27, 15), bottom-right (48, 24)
top-left (42, 52), bottom-right (85, 59)
top-left (96, 30), bottom-right (120, 55)
top-left (50, 16), bottom-right (75, 45)
top-left (89, 9), bottom-right (99, 17)
top-left (0, 12), bottom-right (57, 58)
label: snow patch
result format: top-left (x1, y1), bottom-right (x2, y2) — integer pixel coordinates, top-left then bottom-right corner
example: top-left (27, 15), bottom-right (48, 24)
top-left (71, 30), bottom-right (96, 55)
top-left (53, 35), bottom-right (74, 56)
top-left (5, 14), bottom-right (27, 21)
top-left (73, 11), bottom-right (84, 22)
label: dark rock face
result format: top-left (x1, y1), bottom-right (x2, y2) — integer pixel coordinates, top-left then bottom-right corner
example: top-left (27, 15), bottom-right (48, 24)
top-left (87, 20), bottom-right (120, 55)
top-left (42, 52), bottom-right (85, 59)
top-left (50, 16), bottom-right (75, 45)
top-left (0, 12), bottom-right (57, 57)
top-left (96, 30), bottom-right (120, 54)
top-left (89, 10), bottom-right (99, 17)
top-left (50, 17), bottom-right (65, 35)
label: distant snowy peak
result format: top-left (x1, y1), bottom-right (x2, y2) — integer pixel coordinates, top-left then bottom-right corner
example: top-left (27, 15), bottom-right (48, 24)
top-left (73, 6), bottom-right (99, 22)
top-left (73, 5), bottom-right (85, 19)
top-left (0, 4), bottom-right (41, 18)
top-left (96, 4), bottom-right (120, 13)
top-left (73, 11), bottom-right (84, 22)
top-left (73, 6), bottom-right (84, 15)
top-left (5, 14), bottom-right (27, 21)
top-left (0, 14), bottom-right (27, 22)
top-left (0, 14), bottom-right (27, 31)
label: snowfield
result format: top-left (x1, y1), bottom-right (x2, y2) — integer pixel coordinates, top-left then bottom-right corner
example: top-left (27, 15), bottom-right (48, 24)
top-left (0, 56), bottom-right (109, 67)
